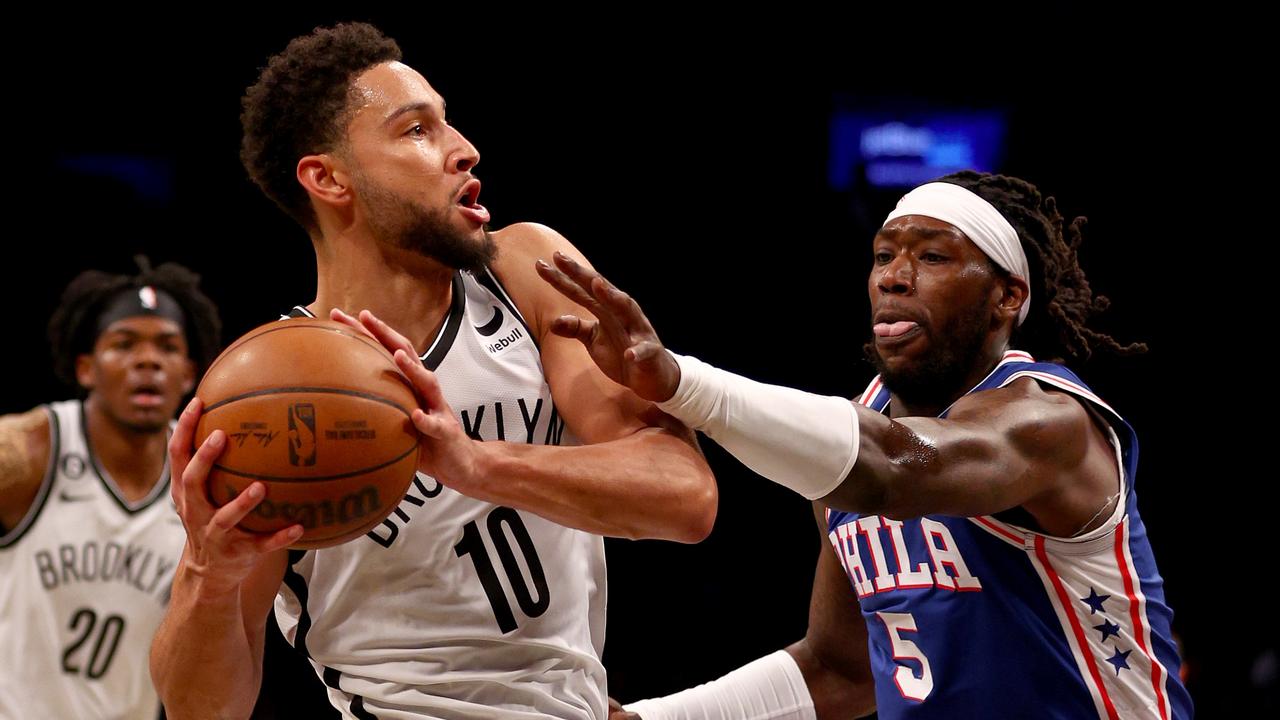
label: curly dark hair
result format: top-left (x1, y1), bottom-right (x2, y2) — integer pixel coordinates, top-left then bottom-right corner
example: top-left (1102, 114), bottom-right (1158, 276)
top-left (47, 256), bottom-right (222, 392)
top-left (934, 171), bottom-right (1146, 363)
top-left (241, 22), bottom-right (402, 229)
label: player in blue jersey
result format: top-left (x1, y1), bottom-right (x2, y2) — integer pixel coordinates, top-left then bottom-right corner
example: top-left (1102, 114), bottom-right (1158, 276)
top-left (540, 171), bottom-right (1192, 719)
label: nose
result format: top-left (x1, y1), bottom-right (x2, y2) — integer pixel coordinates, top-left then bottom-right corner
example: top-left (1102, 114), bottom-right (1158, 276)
top-left (875, 254), bottom-right (916, 296)
top-left (447, 125), bottom-right (480, 174)
top-left (131, 341), bottom-right (163, 370)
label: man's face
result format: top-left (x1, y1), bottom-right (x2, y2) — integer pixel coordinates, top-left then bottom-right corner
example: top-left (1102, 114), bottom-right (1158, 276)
top-left (866, 215), bottom-right (1004, 405)
top-left (76, 315), bottom-right (194, 433)
top-left (342, 61), bottom-right (494, 271)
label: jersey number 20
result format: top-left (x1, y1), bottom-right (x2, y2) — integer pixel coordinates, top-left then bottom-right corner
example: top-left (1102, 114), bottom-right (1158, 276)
top-left (62, 608), bottom-right (126, 680)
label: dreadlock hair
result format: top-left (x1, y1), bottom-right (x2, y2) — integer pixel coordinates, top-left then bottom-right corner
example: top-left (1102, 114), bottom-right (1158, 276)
top-left (934, 171), bottom-right (1146, 363)
top-left (241, 22), bottom-right (402, 230)
top-left (47, 256), bottom-right (222, 392)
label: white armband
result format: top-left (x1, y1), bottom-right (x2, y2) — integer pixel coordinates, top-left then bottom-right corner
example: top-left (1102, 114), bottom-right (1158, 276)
top-left (657, 352), bottom-right (859, 500)
top-left (623, 650), bottom-right (816, 720)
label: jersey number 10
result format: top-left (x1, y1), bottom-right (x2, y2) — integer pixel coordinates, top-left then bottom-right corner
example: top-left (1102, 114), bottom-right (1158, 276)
top-left (455, 507), bottom-right (551, 633)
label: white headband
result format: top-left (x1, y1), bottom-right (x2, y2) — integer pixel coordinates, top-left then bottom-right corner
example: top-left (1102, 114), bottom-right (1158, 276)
top-left (883, 182), bottom-right (1030, 325)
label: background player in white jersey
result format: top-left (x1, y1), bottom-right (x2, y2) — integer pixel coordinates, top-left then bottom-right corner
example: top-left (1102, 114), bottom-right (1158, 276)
top-left (541, 172), bottom-right (1191, 719)
top-left (0, 258), bottom-right (221, 719)
top-left (150, 23), bottom-right (718, 720)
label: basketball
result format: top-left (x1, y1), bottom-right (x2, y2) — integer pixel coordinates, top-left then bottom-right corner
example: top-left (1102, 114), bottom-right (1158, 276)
top-left (194, 318), bottom-right (419, 549)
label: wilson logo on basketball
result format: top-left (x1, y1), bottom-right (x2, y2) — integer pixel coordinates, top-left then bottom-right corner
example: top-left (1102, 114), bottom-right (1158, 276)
top-left (232, 483), bottom-right (382, 529)
top-left (288, 403), bottom-right (317, 467)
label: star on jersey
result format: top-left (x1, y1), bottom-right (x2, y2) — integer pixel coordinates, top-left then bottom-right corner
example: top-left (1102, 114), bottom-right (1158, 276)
top-left (1094, 619), bottom-right (1122, 643)
top-left (1105, 647), bottom-right (1132, 675)
top-left (1081, 587), bottom-right (1110, 615)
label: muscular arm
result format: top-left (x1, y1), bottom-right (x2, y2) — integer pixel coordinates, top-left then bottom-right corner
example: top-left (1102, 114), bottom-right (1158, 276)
top-left (787, 504), bottom-right (876, 719)
top-left (0, 408), bottom-right (51, 531)
top-left (451, 223), bottom-right (718, 542)
top-left (151, 547), bottom-right (287, 719)
top-left (535, 257), bottom-right (1119, 538)
top-left (834, 378), bottom-right (1119, 537)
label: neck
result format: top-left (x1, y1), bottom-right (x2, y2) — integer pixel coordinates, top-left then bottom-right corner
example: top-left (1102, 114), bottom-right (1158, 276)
top-left (887, 341), bottom-right (1010, 419)
top-left (309, 228), bottom-right (457, 355)
top-left (83, 396), bottom-right (169, 500)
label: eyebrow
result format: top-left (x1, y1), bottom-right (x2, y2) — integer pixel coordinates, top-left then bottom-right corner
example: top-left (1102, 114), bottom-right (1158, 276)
top-left (384, 100), bottom-right (445, 127)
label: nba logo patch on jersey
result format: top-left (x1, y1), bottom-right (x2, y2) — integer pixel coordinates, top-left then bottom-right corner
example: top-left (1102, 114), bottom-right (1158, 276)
top-left (474, 305), bottom-right (526, 356)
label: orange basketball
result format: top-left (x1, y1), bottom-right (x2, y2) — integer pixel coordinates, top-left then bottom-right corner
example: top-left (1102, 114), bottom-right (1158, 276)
top-left (194, 318), bottom-right (419, 549)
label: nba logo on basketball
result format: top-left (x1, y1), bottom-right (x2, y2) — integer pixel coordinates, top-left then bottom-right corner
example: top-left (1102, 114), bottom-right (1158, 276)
top-left (288, 403), bottom-right (317, 467)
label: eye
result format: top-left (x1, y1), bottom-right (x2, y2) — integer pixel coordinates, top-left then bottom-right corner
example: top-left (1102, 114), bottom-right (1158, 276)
top-left (921, 252), bottom-right (947, 263)
top-left (408, 123), bottom-right (427, 137)
top-left (874, 251), bottom-right (893, 264)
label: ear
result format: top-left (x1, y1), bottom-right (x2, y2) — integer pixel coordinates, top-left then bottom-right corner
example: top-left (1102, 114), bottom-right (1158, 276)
top-left (995, 275), bottom-right (1030, 324)
top-left (297, 153), bottom-right (353, 213)
top-left (74, 354), bottom-right (96, 392)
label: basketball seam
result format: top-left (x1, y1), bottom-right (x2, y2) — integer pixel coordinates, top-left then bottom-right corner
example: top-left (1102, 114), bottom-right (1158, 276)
top-left (211, 442), bottom-right (419, 482)
top-left (202, 386), bottom-right (415, 415)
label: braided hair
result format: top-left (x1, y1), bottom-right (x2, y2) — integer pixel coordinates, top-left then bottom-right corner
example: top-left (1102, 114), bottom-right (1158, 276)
top-left (935, 171), bottom-right (1146, 362)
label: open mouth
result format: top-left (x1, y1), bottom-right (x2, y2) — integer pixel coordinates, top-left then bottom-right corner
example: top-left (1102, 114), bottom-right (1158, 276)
top-left (130, 383), bottom-right (165, 408)
top-left (456, 179), bottom-right (491, 224)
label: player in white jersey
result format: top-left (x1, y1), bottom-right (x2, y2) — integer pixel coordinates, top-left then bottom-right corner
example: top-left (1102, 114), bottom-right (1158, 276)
top-left (0, 259), bottom-right (221, 719)
top-left (150, 23), bottom-right (718, 720)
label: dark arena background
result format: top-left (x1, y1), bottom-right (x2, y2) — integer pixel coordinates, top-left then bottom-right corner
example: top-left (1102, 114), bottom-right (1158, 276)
top-left (3, 8), bottom-right (1268, 718)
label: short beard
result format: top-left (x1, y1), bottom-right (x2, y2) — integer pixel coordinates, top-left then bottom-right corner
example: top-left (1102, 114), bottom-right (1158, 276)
top-left (359, 175), bottom-right (497, 273)
top-left (863, 305), bottom-right (993, 412)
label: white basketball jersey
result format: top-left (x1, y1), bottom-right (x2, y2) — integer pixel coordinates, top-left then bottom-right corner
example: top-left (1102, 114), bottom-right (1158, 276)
top-left (0, 400), bottom-right (183, 720)
top-left (277, 270), bottom-right (608, 719)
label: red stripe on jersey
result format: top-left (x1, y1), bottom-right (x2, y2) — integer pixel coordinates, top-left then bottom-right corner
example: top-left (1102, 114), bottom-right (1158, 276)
top-left (975, 516), bottom-right (1025, 545)
top-left (859, 377), bottom-right (883, 406)
top-left (1114, 520), bottom-right (1170, 720)
top-left (1035, 536), bottom-right (1120, 720)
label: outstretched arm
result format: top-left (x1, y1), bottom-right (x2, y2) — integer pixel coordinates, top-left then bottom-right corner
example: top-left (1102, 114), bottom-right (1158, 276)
top-left (538, 253), bottom-right (1118, 536)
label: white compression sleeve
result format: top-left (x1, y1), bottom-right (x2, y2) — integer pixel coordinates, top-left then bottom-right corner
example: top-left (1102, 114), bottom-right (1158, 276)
top-left (656, 352), bottom-right (859, 500)
top-left (623, 650), bottom-right (816, 720)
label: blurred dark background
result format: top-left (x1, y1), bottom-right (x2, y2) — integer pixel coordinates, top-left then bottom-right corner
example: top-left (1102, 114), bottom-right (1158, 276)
top-left (3, 7), bottom-right (1268, 718)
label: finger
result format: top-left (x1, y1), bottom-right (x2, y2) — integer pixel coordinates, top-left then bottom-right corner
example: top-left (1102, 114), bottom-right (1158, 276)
top-left (251, 523), bottom-right (306, 554)
top-left (589, 276), bottom-right (655, 338)
top-left (358, 310), bottom-right (418, 357)
top-left (209, 481), bottom-right (270, 533)
top-left (394, 350), bottom-right (453, 416)
top-left (548, 315), bottom-right (598, 344)
top-left (178, 429), bottom-right (225, 525)
top-left (169, 396), bottom-right (203, 478)
top-left (410, 407), bottom-right (453, 440)
top-left (329, 307), bottom-right (373, 338)
top-left (625, 339), bottom-right (666, 364)
top-left (536, 258), bottom-right (603, 313)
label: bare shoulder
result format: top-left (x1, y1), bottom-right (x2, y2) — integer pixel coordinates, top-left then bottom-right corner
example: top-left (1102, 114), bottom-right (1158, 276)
top-left (488, 222), bottom-right (594, 336)
top-left (0, 407), bottom-right (53, 517)
top-left (947, 377), bottom-right (1096, 459)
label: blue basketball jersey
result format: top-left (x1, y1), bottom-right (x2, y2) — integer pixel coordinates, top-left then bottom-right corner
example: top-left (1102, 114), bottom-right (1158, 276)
top-left (826, 351), bottom-right (1191, 719)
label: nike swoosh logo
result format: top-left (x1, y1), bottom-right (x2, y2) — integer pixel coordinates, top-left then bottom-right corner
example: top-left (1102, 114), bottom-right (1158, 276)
top-left (474, 306), bottom-right (504, 337)
top-left (58, 491), bottom-right (94, 503)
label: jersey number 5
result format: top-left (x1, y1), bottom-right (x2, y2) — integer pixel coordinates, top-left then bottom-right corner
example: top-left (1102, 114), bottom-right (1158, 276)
top-left (878, 611), bottom-right (934, 701)
top-left (455, 506), bottom-right (551, 633)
